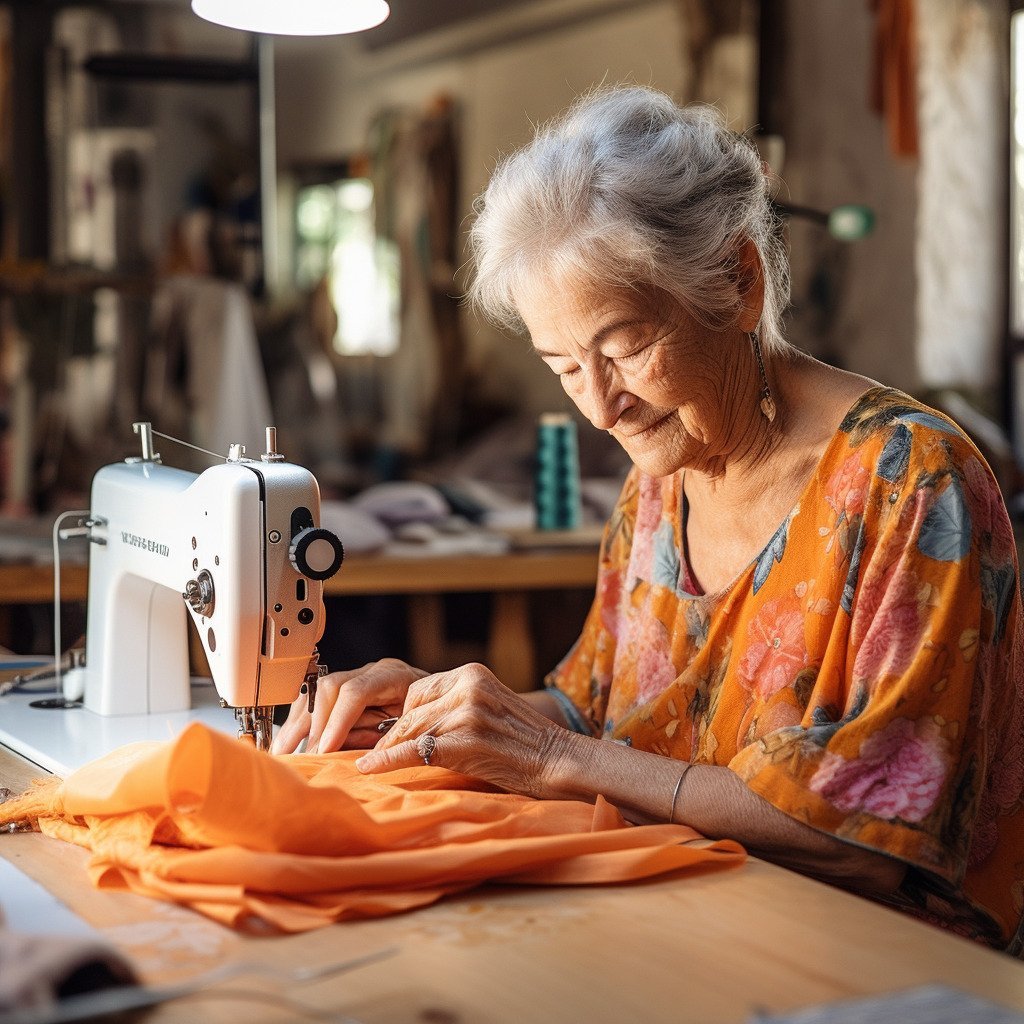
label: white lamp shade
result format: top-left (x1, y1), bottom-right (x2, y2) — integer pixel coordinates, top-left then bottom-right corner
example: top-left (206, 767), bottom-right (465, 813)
top-left (191, 0), bottom-right (390, 36)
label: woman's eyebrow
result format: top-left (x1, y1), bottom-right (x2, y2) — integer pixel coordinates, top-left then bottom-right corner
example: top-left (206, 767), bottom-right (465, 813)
top-left (532, 318), bottom-right (642, 358)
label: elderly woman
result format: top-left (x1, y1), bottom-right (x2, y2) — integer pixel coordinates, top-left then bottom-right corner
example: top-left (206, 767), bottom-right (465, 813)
top-left (274, 86), bottom-right (1024, 951)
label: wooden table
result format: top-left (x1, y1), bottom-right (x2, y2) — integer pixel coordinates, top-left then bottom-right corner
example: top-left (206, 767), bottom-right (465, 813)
top-left (2, 741), bottom-right (1023, 1024)
top-left (0, 547), bottom-right (600, 691)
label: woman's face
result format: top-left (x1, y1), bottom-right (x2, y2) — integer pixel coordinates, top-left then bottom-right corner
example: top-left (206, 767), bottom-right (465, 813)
top-left (520, 282), bottom-right (744, 478)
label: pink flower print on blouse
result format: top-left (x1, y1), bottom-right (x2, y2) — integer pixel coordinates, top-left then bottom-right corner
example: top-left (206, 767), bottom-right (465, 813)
top-left (809, 717), bottom-right (948, 822)
top-left (625, 475), bottom-right (664, 585)
top-left (962, 457), bottom-right (994, 534)
top-left (969, 797), bottom-right (999, 868)
top-left (597, 565), bottom-right (623, 638)
top-left (990, 501), bottom-right (1017, 569)
top-left (826, 453), bottom-right (870, 521)
top-left (963, 456), bottom-right (1017, 567)
top-left (738, 594), bottom-right (808, 700)
top-left (970, 703), bottom-right (1024, 868)
top-left (632, 604), bottom-right (678, 703)
top-left (972, 684), bottom-right (1024, 867)
top-left (851, 555), bottom-right (926, 686)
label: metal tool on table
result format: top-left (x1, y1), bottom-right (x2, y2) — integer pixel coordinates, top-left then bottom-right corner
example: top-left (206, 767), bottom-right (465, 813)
top-left (58, 422), bottom-right (344, 750)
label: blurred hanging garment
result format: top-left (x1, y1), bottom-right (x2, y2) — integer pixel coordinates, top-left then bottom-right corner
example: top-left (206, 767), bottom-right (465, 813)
top-left (145, 275), bottom-right (273, 464)
top-left (870, 0), bottom-right (918, 158)
top-left (368, 97), bottom-right (466, 461)
top-left (0, 723), bottom-right (744, 934)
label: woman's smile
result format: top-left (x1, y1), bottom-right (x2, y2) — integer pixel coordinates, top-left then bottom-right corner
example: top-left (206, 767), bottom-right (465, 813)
top-left (617, 412), bottom-right (673, 440)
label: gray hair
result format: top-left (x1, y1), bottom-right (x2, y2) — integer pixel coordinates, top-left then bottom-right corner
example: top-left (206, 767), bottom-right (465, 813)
top-left (467, 86), bottom-right (791, 355)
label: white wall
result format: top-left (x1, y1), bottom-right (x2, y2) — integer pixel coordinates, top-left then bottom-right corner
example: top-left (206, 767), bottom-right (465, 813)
top-left (916, 0), bottom-right (1007, 392)
top-left (776, 0), bottom-right (919, 393)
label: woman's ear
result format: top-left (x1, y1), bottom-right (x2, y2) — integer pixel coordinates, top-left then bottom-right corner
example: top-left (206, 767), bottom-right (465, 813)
top-left (733, 238), bottom-right (765, 333)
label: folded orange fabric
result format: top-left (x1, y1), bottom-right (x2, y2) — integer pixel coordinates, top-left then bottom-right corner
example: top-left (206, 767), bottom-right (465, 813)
top-left (0, 723), bottom-right (745, 932)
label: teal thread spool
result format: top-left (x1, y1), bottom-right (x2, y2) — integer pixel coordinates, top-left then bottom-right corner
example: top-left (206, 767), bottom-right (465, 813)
top-left (535, 413), bottom-right (582, 530)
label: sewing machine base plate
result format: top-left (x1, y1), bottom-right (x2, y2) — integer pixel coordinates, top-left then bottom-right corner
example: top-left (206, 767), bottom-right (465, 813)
top-left (0, 681), bottom-right (239, 776)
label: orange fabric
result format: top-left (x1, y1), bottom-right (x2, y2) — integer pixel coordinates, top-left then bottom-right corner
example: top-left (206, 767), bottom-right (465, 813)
top-left (0, 723), bottom-right (744, 933)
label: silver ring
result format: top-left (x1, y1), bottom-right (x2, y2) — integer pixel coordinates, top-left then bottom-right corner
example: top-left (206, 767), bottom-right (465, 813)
top-left (416, 733), bottom-right (437, 766)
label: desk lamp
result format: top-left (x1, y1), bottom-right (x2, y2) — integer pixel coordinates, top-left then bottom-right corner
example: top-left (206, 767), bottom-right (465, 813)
top-left (773, 200), bottom-right (875, 242)
top-left (192, 0), bottom-right (390, 36)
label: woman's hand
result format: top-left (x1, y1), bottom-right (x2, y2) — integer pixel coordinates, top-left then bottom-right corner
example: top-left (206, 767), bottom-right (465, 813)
top-left (270, 658), bottom-right (429, 755)
top-left (355, 663), bottom-right (570, 798)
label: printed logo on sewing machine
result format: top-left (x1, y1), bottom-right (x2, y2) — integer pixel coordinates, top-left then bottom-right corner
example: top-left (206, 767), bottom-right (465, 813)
top-left (120, 531), bottom-right (171, 557)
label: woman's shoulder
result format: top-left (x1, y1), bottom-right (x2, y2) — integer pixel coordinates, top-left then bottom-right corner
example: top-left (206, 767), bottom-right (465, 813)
top-left (823, 386), bottom-right (1017, 575)
top-left (839, 386), bottom-right (965, 440)
top-left (834, 386), bottom-right (984, 478)
top-left (780, 356), bottom-right (974, 463)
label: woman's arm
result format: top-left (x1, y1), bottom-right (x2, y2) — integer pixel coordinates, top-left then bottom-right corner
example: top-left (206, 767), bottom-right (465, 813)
top-left (543, 729), bottom-right (907, 896)
top-left (356, 664), bottom-right (906, 898)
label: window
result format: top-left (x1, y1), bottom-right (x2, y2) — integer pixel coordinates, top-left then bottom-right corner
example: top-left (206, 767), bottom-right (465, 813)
top-left (294, 178), bottom-right (400, 357)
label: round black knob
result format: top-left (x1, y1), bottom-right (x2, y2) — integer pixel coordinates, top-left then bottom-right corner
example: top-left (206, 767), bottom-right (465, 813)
top-left (289, 527), bottom-right (344, 581)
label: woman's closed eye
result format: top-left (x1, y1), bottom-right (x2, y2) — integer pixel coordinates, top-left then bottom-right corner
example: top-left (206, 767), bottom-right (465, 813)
top-left (614, 347), bottom-right (651, 369)
top-left (545, 360), bottom-right (580, 378)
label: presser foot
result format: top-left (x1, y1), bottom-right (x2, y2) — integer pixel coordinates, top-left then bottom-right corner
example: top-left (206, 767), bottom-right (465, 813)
top-left (233, 705), bottom-right (275, 751)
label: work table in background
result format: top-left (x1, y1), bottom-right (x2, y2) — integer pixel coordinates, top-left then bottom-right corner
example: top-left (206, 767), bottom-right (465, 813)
top-left (1, 739), bottom-right (1023, 1023)
top-left (0, 539), bottom-right (601, 692)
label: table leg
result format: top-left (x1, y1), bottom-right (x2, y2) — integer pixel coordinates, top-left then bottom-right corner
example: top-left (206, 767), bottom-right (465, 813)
top-left (407, 594), bottom-right (447, 673)
top-left (488, 592), bottom-right (535, 693)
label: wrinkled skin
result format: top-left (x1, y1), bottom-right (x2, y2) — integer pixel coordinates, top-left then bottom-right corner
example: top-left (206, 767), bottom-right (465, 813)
top-left (271, 659), bottom-right (566, 798)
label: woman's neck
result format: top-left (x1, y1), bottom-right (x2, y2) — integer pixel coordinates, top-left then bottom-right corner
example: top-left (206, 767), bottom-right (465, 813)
top-left (682, 342), bottom-right (792, 497)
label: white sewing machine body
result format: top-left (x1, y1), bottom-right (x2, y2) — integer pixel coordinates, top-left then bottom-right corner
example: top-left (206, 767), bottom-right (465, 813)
top-left (77, 457), bottom-right (332, 717)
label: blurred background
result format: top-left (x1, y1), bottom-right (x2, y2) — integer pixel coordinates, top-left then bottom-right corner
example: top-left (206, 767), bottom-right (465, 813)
top-left (0, 0), bottom-right (1019, 667)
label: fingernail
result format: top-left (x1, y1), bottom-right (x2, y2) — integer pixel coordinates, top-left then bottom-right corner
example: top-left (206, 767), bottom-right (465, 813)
top-left (355, 756), bottom-right (369, 772)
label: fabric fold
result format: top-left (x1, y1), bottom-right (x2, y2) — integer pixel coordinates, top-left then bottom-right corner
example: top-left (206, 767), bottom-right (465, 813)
top-left (1, 723), bottom-right (744, 933)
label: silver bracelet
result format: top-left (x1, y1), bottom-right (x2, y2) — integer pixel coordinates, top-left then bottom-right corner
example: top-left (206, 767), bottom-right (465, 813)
top-left (669, 762), bottom-right (693, 823)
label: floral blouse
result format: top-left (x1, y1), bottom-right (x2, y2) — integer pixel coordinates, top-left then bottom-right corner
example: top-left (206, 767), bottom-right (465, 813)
top-left (546, 387), bottom-right (1024, 950)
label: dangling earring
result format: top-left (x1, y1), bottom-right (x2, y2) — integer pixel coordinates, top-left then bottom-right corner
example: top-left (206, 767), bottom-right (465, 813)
top-left (750, 332), bottom-right (777, 423)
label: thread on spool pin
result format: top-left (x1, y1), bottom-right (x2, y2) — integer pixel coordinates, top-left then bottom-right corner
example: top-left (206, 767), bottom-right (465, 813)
top-left (535, 413), bottom-right (582, 530)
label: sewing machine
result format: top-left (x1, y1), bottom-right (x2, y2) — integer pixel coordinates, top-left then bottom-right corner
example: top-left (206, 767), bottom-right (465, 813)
top-left (57, 422), bottom-right (344, 751)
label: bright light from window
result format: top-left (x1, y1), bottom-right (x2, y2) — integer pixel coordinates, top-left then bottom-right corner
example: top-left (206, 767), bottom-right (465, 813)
top-left (294, 178), bottom-right (399, 357)
top-left (296, 186), bottom-right (335, 242)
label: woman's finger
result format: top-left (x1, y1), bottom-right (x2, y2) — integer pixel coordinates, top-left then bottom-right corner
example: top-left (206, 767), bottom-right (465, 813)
top-left (312, 660), bottom-right (430, 754)
top-left (281, 662), bottom-right (373, 754)
top-left (357, 733), bottom-right (446, 774)
top-left (401, 669), bottom-right (459, 715)
top-left (306, 666), bottom-right (371, 753)
top-left (342, 726), bottom-right (391, 750)
top-left (270, 687), bottom-right (319, 754)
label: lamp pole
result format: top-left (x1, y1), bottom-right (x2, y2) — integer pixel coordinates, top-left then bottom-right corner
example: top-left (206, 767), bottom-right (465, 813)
top-left (257, 32), bottom-right (278, 297)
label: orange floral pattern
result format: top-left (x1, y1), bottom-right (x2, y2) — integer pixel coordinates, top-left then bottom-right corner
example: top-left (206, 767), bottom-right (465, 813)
top-left (547, 388), bottom-right (1024, 951)
top-left (738, 595), bottom-right (808, 700)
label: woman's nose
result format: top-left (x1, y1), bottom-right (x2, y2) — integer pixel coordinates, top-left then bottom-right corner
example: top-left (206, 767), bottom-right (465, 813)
top-left (578, 365), bottom-right (634, 431)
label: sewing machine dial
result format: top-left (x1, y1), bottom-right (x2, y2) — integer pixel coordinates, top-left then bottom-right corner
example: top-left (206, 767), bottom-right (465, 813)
top-left (289, 527), bottom-right (344, 581)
